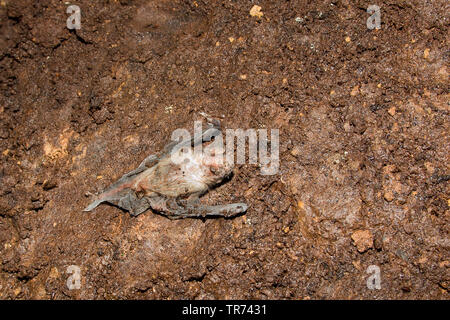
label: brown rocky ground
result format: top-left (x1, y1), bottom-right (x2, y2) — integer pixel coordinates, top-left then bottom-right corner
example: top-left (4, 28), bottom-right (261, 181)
top-left (0, 0), bottom-right (448, 299)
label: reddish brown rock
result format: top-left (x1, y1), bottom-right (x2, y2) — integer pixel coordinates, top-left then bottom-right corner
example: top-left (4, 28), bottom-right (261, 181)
top-left (351, 230), bottom-right (374, 253)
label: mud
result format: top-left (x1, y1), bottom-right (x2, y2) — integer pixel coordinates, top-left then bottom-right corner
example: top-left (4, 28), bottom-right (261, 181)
top-left (0, 0), bottom-right (448, 299)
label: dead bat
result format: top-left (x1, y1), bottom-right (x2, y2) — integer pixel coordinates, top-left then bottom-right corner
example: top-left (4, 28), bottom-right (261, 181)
top-left (83, 122), bottom-right (247, 219)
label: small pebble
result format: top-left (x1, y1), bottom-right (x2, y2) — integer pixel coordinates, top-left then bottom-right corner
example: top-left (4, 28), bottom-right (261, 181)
top-left (290, 146), bottom-right (300, 157)
top-left (250, 5), bottom-right (263, 18)
top-left (384, 191), bottom-right (394, 202)
top-left (351, 230), bottom-right (374, 253)
top-left (388, 106), bottom-right (396, 116)
top-left (350, 85), bottom-right (359, 96)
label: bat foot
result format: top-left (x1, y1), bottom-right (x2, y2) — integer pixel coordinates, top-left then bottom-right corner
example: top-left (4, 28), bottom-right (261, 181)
top-left (164, 199), bottom-right (248, 219)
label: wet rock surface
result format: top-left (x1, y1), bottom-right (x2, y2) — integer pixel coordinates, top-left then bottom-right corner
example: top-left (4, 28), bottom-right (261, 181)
top-left (0, 0), bottom-right (448, 299)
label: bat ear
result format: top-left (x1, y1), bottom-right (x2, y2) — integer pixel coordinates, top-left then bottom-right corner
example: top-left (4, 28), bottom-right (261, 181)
top-left (199, 112), bottom-right (221, 129)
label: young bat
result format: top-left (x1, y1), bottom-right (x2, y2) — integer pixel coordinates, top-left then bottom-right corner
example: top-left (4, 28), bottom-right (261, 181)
top-left (84, 122), bottom-right (247, 219)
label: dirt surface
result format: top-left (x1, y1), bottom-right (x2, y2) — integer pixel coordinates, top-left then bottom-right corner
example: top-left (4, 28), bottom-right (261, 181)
top-left (0, 0), bottom-right (449, 299)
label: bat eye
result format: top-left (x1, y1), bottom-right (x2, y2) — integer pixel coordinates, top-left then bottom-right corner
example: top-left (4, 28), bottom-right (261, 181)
top-left (209, 167), bottom-right (217, 174)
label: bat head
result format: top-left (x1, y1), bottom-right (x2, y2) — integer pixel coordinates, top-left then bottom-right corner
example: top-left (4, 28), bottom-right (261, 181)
top-left (196, 138), bottom-right (233, 187)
